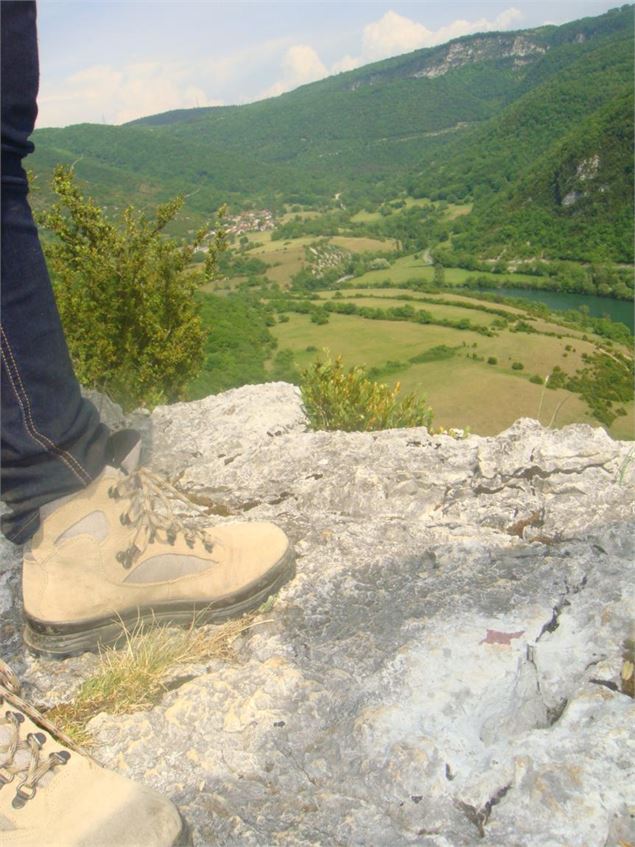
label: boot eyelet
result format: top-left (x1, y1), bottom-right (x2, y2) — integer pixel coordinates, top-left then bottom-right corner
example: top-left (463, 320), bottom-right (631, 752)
top-left (116, 551), bottom-right (129, 566)
top-left (12, 784), bottom-right (36, 808)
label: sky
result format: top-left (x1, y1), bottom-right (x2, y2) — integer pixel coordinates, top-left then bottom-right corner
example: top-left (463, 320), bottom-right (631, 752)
top-left (35, 0), bottom-right (623, 128)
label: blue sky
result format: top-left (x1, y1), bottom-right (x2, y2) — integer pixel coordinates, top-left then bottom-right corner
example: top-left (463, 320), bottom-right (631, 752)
top-left (36, 1), bottom-right (622, 127)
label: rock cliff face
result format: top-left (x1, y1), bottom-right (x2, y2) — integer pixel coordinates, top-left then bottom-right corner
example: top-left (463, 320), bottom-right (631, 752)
top-left (1, 383), bottom-right (634, 846)
top-left (411, 35), bottom-right (547, 79)
top-left (349, 32), bottom-right (549, 90)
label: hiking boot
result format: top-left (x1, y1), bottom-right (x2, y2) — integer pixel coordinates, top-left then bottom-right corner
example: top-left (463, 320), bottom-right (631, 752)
top-left (21, 462), bottom-right (294, 658)
top-left (0, 659), bottom-right (190, 847)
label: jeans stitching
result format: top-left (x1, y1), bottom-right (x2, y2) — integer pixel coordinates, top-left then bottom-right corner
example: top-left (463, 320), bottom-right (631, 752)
top-left (4, 509), bottom-right (40, 542)
top-left (1, 326), bottom-right (91, 483)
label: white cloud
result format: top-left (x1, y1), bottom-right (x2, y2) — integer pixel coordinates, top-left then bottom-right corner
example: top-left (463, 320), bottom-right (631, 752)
top-left (331, 54), bottom-right (362, 75)
top-left (37, 60), bottom-right (222, 126)
top-left (351, 7), bottom-right (524, 65)
top-left (262, 44), bottom-right (328, 98)
top-left (495, 8), bottom-right (524, 29)
top-left (35, 37), bottom-right (292, 127)
top-left (362, 11), bottom-right (433, 60)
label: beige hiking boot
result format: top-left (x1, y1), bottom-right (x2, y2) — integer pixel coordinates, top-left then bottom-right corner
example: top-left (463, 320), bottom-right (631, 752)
top-left (21, 463), bottom-right (294, 658)
top-left (0, 659), bottom-right (190, 847)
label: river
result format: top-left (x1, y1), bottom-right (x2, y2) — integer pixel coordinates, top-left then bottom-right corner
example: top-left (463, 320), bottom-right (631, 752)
top-left (472, 288), bottom-right (634, 333)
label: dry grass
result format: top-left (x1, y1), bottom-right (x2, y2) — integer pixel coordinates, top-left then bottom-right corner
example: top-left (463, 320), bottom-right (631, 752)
top-left (46, 609), bottom-right (270, 746)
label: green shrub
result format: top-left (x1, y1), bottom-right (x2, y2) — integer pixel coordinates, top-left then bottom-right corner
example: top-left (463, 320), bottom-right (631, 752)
top-left (513, 320), bottom-right (537, 334)
top-left (530, 374), bottom-right (544, 384)
top-left (369, 257), bottom-right (391, 270)
top-left (40, 166), bottom-right (226, 410)
top-left (548, 366), bottom-right (567, 389)
top-left (409, 345), bottom-right (456, 364)
top-left (300, 352), bottom-right (432, 432)
top-left (511, 361), bottom-right (525, 370)
top-left (487, 356), bottom-right (498, 365)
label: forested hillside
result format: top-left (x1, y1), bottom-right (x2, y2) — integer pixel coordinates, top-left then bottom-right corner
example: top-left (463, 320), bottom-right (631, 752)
top-left (30, 5), bottom-right (634, 263)
top-left (434, 89), bottom-right (634, 263)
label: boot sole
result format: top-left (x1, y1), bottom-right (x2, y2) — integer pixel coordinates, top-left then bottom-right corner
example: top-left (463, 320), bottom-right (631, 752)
top-left (23, 548), bottom-right (295, 659)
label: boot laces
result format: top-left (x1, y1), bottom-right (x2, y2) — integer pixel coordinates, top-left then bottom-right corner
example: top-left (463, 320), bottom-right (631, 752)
top-left (108, 468), bottom-right (215, 568)
top-left (0, 660), bottom-right (71, 809)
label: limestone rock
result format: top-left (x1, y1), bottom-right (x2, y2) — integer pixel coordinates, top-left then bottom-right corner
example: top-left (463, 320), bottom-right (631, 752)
top-left (1, 383), bottom-right (633, 846)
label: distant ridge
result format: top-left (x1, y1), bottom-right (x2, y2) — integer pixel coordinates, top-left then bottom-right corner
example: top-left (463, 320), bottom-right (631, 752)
top-left (31, 5), bottom-right (634, 262)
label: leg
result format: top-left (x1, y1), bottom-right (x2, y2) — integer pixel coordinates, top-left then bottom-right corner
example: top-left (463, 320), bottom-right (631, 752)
top-left (1, 3), bottom-right (294, 661)
top-left (1, 1), bottom-right (111, 544)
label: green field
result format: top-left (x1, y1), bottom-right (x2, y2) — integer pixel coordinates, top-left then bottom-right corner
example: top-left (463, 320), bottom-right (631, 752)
top-left (348, 255), bottom-right (548, 289)
top-left (331, 235), bottom-right (396, 252)
top-left (194, 215), bottom-right (634, 440)
top-left (325, 295), bottom-right (497, 327)
top-left (269, 296), bottom-right (633, 439)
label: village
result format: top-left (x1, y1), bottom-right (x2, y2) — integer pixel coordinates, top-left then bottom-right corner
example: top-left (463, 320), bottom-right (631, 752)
top-left (224, 208), bottom-right (275, 235)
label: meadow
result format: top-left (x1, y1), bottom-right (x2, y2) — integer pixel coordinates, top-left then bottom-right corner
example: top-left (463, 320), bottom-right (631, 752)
top-left (269, 308), bottom-right (630, 437)
top-left (204, 222), bottom-right (633, 439)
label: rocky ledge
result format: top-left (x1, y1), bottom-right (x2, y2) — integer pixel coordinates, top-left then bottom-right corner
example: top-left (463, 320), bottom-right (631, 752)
top-left (1, 383), bottom-right (634, 846)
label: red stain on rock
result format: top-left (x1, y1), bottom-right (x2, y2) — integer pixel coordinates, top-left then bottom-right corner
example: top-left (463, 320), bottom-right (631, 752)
top-left (481, 629), bottom-right (525, 645)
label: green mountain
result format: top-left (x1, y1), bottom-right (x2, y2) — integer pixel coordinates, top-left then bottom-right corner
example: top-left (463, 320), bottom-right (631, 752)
top-left (30, 5), bottom-right (634, 261)
top-left (443, 91), bottom-right (634, 263)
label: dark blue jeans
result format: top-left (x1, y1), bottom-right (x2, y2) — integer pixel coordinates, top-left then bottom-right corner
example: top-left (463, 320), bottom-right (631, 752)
top-left (1, 1), bottom-right (111, 544)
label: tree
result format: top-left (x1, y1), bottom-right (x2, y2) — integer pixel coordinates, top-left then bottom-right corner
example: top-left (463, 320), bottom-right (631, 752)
top-left (38, 166), bottom-right (226, 410)
top-left (433, 262), bottom-right (445, 286)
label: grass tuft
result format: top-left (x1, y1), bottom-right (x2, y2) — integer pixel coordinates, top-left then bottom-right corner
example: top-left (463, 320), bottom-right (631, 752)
top-left (45, 611), bottom-right (268, 746)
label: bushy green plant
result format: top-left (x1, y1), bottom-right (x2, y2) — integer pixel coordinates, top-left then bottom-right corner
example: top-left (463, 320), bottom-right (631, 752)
top-left (547, 366), bottom-right (568, 389)
top-left (39, 165), bottom-right (226, 410)
top-left (300, 352), bottom-right (432, 432)
top-left (511, 361), bottom-right (525, 370)
top-left (409, 345), bottom-right (456, 364)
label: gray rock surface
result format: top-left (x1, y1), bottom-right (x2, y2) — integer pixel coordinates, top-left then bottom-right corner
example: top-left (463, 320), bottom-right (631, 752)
top-left (2, 382), bottom-right (634, 846)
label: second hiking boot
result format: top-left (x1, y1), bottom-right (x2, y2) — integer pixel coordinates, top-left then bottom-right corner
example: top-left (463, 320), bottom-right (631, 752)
top-left (0, 659), bottom-right (191, 847)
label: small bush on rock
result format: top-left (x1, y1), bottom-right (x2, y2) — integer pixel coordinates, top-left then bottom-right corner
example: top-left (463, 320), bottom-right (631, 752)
top-left (300, 352), bottom-right (432, 432)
